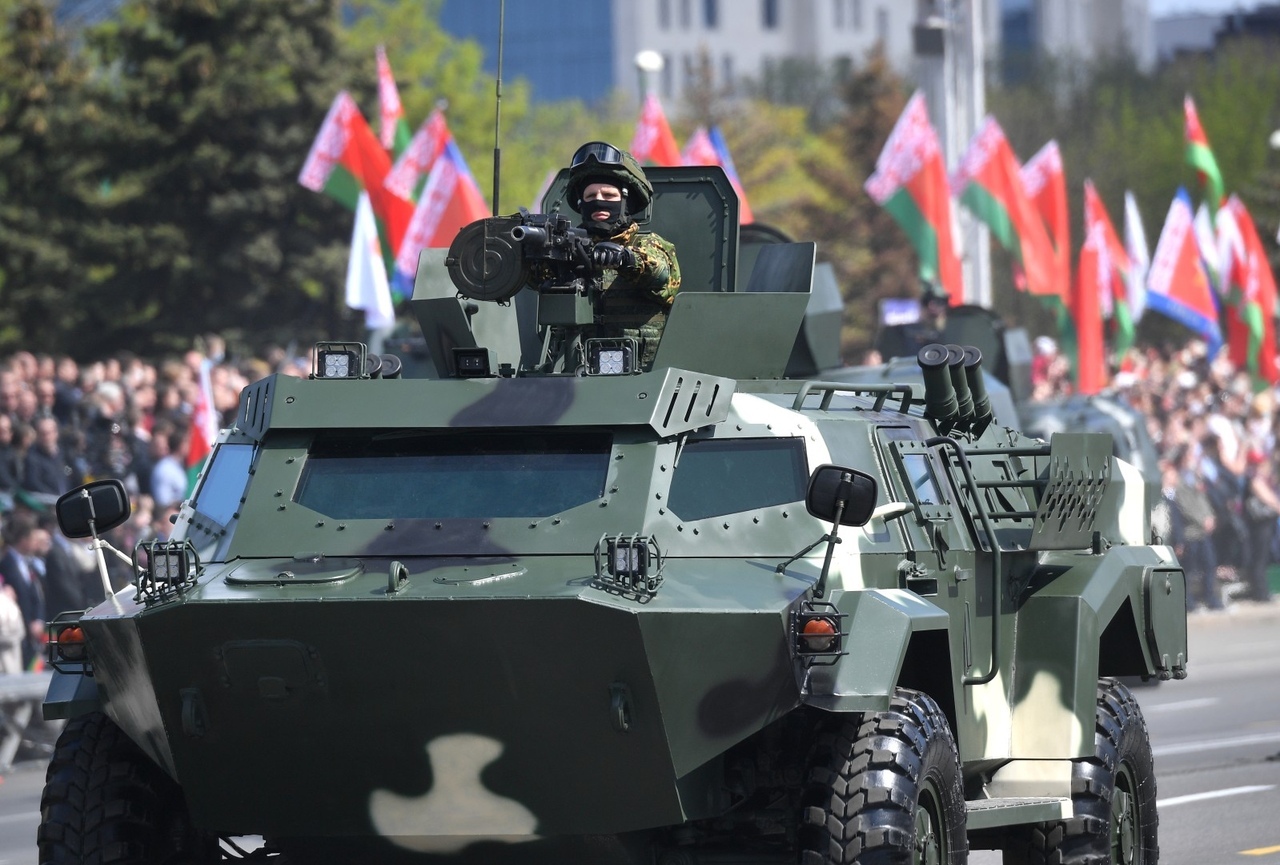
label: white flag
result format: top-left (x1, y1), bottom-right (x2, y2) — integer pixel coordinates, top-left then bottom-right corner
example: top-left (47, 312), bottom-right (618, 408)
top-left (1193, 202), bottom-right (1222, 291)
top-left (345, 192), bottom-right (395, 330)
top-left (1124, 191), bottom-right (1149, 321)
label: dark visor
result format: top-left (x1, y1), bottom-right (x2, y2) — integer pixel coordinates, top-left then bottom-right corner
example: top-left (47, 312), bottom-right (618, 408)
top-left (570, 141), bottom-right (625, 169)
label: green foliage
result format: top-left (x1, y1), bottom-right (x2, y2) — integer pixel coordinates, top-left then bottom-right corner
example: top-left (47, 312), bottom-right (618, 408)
top-left (65, 0), bottom-right (357, 358)
top-left (0, 0), bottom-right (92, 353)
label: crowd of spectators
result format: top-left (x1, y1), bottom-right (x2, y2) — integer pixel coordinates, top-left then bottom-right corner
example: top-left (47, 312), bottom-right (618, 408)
top-left (2, 332), bottom-right (1277, 676)
top-left (1033, 336), bottom-right (1280, 613)
top-left (0, 338), bottom-right (311, 674)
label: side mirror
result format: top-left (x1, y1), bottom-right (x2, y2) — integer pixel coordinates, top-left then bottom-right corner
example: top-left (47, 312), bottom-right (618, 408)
top-left (805, 465), bottom-right (877, 527)
top-left (55, 480), bottom-right (131, 539)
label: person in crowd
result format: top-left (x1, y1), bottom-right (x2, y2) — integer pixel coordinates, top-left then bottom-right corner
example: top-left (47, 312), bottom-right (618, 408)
top-left (23, 416), bottom-right (80, 499)
top-left (148, 420), bottom-right (190, 510)
top-left (1242, 451), bottom-right (1280, 603)
top-left (0, 509), bottom-right (47, 668)
top-left (1199, 433), bottom-right (1247, 584)
top-left (1172, 445), bottom-right (1224, 611)
top-left (38, 510), bottom-right (101, 619)
top-left (0, 414), bottom-right (21, 494)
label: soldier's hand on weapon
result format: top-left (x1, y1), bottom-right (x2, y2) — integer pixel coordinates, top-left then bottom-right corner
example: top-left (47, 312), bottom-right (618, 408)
top-left (591, 242), bottom-right (636, 271)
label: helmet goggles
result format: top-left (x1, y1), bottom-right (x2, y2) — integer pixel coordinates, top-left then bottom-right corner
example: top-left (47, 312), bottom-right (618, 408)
top-left (570, 141), bottom-right (626, 169)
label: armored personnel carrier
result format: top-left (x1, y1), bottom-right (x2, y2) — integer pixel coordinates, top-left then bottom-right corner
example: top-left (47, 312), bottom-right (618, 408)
top-left (41, 167), bottom-right (1186, 865)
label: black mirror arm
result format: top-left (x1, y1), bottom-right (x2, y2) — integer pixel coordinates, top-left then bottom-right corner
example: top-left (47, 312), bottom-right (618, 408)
top-left (813, 470), bottom-right (853, 599)
top-left (73, 488), bottom-right (132, 606)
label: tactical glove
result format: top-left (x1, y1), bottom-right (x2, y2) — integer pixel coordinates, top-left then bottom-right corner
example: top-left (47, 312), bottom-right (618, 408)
top-left (591, 242), bottom-right (636, 271)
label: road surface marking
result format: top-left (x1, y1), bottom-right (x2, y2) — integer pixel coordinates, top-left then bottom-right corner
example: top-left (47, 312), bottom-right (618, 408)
top-left (1242, 845), bottom-right (1280, 856)
top-left (1157, 785), bottom-right (1274, 808)
top-left (1154, 732), bottom-right (1280, 756)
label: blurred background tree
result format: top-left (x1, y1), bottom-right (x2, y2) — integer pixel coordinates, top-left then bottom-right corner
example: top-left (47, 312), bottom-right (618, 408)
top-left (1, 0), bottom-right (1279, 363)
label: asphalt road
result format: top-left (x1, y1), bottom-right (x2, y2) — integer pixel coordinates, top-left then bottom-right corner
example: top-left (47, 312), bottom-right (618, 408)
top-left (3, 601), bottom-right (1279, 864)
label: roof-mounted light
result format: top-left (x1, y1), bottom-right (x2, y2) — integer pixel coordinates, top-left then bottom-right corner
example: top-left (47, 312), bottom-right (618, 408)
top-left (585, 338), bottom-right (638, 376)
top-left (313, 342), bottom-right (368, 379)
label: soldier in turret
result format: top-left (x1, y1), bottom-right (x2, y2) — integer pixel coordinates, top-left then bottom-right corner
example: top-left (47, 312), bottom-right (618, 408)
top-left (562, 141), bottom-right (681, 366)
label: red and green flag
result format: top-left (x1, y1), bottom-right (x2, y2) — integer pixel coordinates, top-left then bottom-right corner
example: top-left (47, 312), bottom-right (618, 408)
top-left (952, 117), bottom-right (1060, 301)
top-left (377, 45), bottom-right (413, 157)
top-left (299, 91), bottom-right (414, 276)
top-left (1072, 223), bottom-right (1110, 395)
top-left (184, 358), bottom-right (218, 494)
top-left (1083, 181), bottom-right (1135, 363)
top-left (1021, 140), bottom-right (1070, 293)
top-left (864, 91), bottom-right (964, 305)
top-left (385, 108), bottom-right (451, 203)
top-left (1184, 95), bottom-right (1225, 216)
top-left (1222, 195), bottom-right (1278, 387)
top-left (630, 94), bottom-right (681, 167)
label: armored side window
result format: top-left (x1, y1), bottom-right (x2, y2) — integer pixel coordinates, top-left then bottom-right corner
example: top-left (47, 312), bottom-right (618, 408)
top-left (293, 430), bottom-right (612, 520)
top-left (190, 443), bottom-right (255, 527)
top-left (900, 453), bottom-right (945, 506)
top-left (667, 437), bottom-right (808, 521)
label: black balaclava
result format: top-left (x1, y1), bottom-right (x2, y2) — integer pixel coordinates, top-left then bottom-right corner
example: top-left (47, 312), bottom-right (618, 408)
top-left (579, 186), bottom-right (631, 237)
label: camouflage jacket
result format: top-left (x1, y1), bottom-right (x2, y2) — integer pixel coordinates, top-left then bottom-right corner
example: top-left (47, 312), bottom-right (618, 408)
top-left (596, 223), bottom-right (680, 314)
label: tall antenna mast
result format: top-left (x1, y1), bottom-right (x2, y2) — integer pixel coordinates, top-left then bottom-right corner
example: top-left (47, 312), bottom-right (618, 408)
top-left (491, 0), bottom-right (505, 216)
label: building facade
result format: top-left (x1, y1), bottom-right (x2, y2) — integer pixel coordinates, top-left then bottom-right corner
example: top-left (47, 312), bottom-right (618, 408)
top-left (441, 0), bottom-right (929, 109)
top-left (1001, 0), bottom-right (1154, 74)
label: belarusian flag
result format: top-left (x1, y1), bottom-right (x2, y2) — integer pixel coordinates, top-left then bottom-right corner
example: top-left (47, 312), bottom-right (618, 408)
top-left (1222, 195), bottom-right (1278, 386)
top-left (299, 90), bottom-right (414, 270)
top-left (392, 140), bottom-right (490, 296)
top-left (1021, 140), bottom-right (1070, 292)
top-left (1073, 222), bottom-right (1109, 394)
top-left (1184, 95), bottom-right (1225, 216)
top-left (184, 358), bottom-right (218, 494)
top-left (1083, 181), bottom-right (1134, 362)
top-left (630, 94), bottom-right (681, 167)
top-left (864, 91), bottom-right (964, 304)
top-left (385, 108), bottom-right (451, 203)
top-left (952, 116), bottom-right (1059, 300)
top-left (1146, 188), bottom-right (1222, 354)
top-left (377, 45), bottom-right (413, 156)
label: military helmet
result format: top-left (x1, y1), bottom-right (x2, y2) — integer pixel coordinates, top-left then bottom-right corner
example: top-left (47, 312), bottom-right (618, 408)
top-left (921, 279), bottom-right (950, 306)
top-left (566, 141), bottom-right (653, 212)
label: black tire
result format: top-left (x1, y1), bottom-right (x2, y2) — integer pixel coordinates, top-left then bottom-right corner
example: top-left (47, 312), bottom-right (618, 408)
top-left (799, 688), bottom-right (966, 864)
top-left (1006, 678), bottom-right (1158, 865)
top-left (38, 711), bottom-right (217, 865)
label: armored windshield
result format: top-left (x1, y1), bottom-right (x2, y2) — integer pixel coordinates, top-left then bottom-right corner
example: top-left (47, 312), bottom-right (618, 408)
top-left (667, 437), bottom-right (808, 521)
top-left (294, 430), bottom-right (612, 520)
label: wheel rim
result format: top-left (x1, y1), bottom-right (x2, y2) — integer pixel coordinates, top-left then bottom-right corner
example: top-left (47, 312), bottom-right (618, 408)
top-left (1111, 762), bottom-right (1140, 865)
top-left (913, 778), bottom-right (947, 865)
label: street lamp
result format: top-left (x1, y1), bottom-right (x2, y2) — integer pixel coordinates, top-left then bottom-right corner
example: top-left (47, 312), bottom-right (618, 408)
top-left (635, 50), bottom-right (664, 100)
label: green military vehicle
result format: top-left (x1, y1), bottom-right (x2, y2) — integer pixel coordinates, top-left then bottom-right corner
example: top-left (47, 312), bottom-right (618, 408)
top-left (41, 167), bottom-right (1186, 865)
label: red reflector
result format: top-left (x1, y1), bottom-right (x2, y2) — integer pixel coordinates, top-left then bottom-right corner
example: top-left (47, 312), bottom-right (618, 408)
top-left (57, 626), bottom-right (87, 662)
top-left (800, 617), bottom-right (838, 652)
